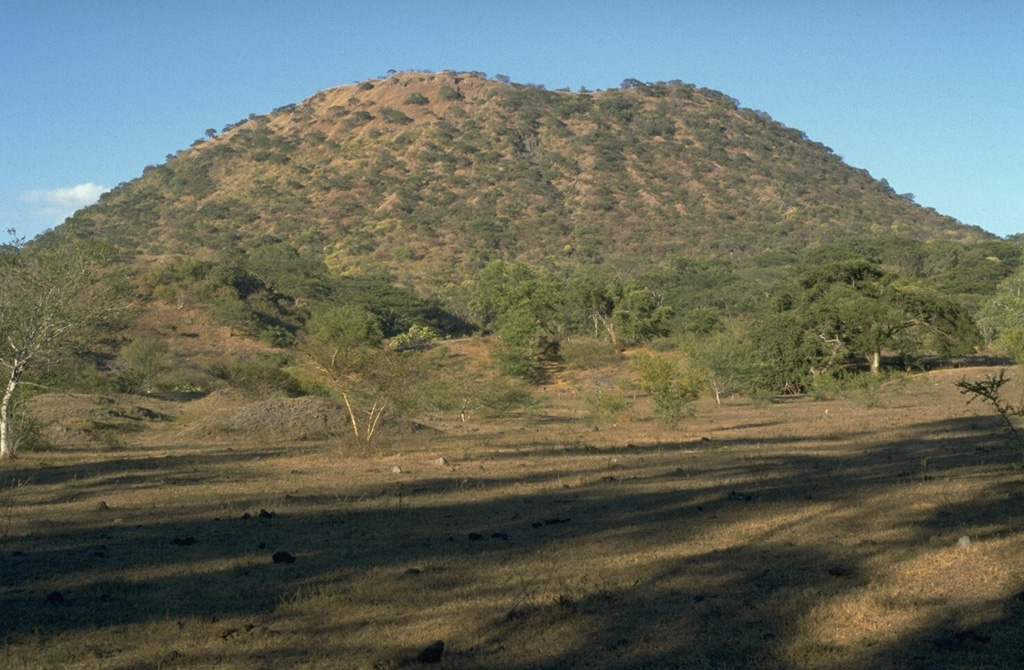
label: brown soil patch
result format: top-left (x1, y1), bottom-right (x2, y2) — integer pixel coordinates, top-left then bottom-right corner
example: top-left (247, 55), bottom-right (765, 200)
top-left (2, 366), bottom-right (1023, 669)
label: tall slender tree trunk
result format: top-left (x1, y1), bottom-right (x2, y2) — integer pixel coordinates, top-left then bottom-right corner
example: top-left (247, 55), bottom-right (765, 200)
top-left (869, 350), bottom-right (882, 374)
top-left (0, 367), bottom-right (22, 458)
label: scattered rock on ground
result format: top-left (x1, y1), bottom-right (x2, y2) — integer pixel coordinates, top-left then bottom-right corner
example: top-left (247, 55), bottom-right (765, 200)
top-left (418, 640), bottom-right (445, 663)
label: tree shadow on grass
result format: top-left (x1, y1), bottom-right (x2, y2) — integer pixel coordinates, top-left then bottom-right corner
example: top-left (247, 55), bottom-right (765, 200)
top-left (1, 412), bottom-right (1022, 668)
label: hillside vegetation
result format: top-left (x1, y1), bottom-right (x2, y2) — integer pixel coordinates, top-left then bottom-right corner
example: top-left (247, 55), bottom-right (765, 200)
top-left (4, 71), bottom-right (1019, 444)
top-left (69, 71), bottom-right (995, 286)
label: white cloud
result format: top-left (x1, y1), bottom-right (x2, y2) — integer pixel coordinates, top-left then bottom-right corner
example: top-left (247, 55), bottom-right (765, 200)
top-left (22, 183), bottom-right (107, 220)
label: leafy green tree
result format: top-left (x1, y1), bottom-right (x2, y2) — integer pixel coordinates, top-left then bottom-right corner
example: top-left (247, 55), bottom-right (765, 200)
top-left (565, 269), bottom-right (671, 348)
top-left (470, 261), bottom-right (562, 379)
top-left (380, 107), bottom-right (413, 124)
top-left (633, 352), bottom-right (703, 426)
top-left (565, 268), bottom-right (617, 343)
top-left (684, 330), bottom-right (757, 405)
top-left (765, 260), bottom-right (980, 381)
top-left (245, 242), bottom-right (329, 306)
top-left (211, 289), bottom-right (259, 336)
top-left (747, 313), bottom-right (821, 394)
top-left (403, 93), bottom-right (429, 105)
top-left (976, 267), bottom-right (1024, 347)
top-left (304, 305), bottom-right (409, 446)
top-left (118, 338), bottom-right (170, 393)
top-left (0, 230), bottom-right (129, 458)
top-left (494, 307), bottom-right (544, 378)
top-left (610, 281), bottom-right (673, 346)
top-left (470, 260), bottom-right (560, 331)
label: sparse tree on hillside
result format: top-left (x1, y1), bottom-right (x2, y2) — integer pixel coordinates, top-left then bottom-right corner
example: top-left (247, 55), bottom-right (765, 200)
top-left (0, 230), bottom-right (129, 458)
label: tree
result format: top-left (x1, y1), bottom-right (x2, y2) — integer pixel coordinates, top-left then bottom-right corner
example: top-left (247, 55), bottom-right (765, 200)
top-left (304, 305), bottom-right (410, 447)
top-left (245, 242), bottom-right (329, 306)
top-left (470, 261), bottom-right (562, 379)
top-left (610, 281), bottom-right (673, 346)
top-left (976, 267), bottom-right (1024, 353)
top-left (0, 230), bottom-right (128, 458)
top-left (684, 330), bottom-right (757, 405)
top-left (118, 338), bottom-right (170, 393)
top-left (565, 269), bottom-right (672, 348)
top-left (633, 352), bottom-right (703, 426)
top-left (761, 260), bottom-right (980, 382)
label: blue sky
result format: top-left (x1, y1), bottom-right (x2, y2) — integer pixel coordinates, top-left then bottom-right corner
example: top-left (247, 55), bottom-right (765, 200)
top-left (2, 1), bottom-right (1022, 240)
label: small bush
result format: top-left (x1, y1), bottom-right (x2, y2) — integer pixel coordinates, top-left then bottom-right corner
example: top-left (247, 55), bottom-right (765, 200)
top-left (809, 371), bottom-right (899, 408)
top-left (633, 352), bottom-right (702, 426)
top-left (5, 404), bottom-right (50, 454)
top-left (259, 326), bottom-right (294, 348)
top-left (404, 93), bottom-right (429, 105)
top-left (346, 110), bottom-right (374, 127)
top-left (560, 338), bottom-right (621, 370)
top-left (956, 369), bottom-right (1024, 451)
top-left (581, 389), bottom-right (631, 426)
top-left (807, 373), bottom-right (844, 402)
top-left (257, 351), bottom-right (292, 367)
top-left (388, 324), bottom-right (438, 351)
top-left (477, 377), bottom-right (536, 416)
top-left (647, 337), bottom-right (678, 352)
top-left (380, 107), bottom-right (413, 124)
top-left (438, 85), bottom-right (462, 101)
top-left (118, 338), bottom-right (170, 393)
top-left (207, 359), bottom-right (304, 398)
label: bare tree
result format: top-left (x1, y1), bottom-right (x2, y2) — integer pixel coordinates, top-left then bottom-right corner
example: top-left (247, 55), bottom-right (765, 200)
top-left (0, 229), bottom-right (129, 458)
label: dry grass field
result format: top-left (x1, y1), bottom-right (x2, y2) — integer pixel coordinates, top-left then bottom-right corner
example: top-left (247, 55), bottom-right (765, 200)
top-left (2, 365), bottom-right (1023, 669)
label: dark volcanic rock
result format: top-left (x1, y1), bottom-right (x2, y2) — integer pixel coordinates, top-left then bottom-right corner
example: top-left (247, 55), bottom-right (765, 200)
top-left (418, 640), bottom-right (444, 663)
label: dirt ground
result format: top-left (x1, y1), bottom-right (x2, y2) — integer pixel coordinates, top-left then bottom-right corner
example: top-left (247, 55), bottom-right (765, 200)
top-left (2, 366), bottom-right (1023, 669)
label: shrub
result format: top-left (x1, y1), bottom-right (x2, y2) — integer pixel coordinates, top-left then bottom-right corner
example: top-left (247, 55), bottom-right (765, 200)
top-left (346, 110), bottom-right (374, 127)
top-left (560, 337), bottom-right (621, 370)
top-left (207, 359), bottom-right (304, 398)
top-left (388, 324), bottom-right (438, 351)
top-left (117, 338), bottom-right (170, 393)
top-left (956, 370), bottom-right (1024, 452)
top-left (260, 326), bottom-right (295, 348)
top-left (633, 352), bottom-right (703, 426)
top-left (438, 85), bottom-right (461, 101)
top-left (581, 389), bottom-right (631, 427)
top-left (380, 107), bottom-right (413, 124)
top-left (404, 92), bottom-right (429, 105)
top-left (4, 397), bottom-right (49, 454)
top-left (998, 327), bottom-right (1024, 363)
